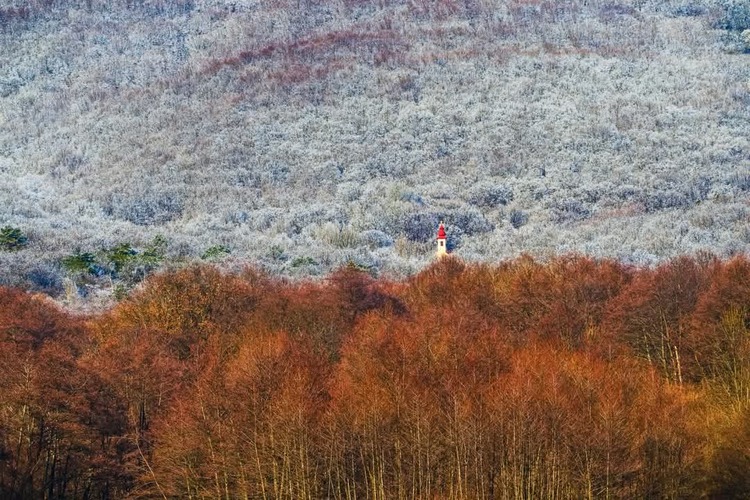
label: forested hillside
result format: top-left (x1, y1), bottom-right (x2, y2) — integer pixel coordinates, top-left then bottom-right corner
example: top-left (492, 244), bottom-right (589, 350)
top-left (0, 0), bottom-right (749, 295)
top-left (1, 256), bottom-right (749, 498)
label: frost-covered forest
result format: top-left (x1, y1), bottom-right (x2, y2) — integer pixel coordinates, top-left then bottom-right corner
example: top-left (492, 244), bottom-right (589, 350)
top-left (0, 0), bottom-right (749, 296)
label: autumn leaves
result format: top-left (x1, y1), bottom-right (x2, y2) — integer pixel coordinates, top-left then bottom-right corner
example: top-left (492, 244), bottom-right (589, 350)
top-left (1, 256), bottom-right (749, 498)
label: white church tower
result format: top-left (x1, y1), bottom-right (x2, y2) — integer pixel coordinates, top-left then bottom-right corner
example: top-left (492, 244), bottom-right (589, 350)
top-left (436, 221), bottom-right (448, 258)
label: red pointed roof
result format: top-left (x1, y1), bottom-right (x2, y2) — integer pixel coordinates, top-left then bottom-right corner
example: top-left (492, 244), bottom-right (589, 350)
top-left (437, 222), bottom-right (446, 240)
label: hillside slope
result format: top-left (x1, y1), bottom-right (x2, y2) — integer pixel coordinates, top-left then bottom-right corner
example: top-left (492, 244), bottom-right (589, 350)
top-left (0, 0), bottom-right (748, 293)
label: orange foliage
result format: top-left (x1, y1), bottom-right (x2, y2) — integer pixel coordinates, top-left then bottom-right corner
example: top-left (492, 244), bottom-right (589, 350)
top-left (0, 288), bottom-right (129, 498)
top-left (2, 256), bottom-right (750, 497)
top-left (604, 256), bottom-right (716, 382)
top-left (690, 256), bottom-right (750, 400)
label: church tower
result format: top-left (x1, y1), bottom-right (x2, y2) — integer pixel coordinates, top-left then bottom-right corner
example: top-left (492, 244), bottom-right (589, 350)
top-left (436, 221), bottom-right (448, 258)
